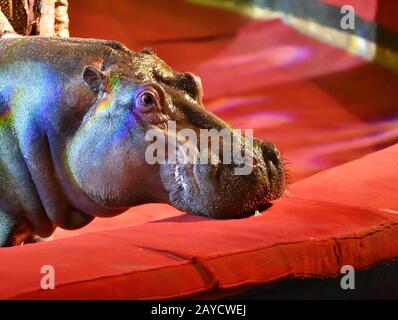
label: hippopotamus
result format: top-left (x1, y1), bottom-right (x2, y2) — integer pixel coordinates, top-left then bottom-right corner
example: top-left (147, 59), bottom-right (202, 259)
top-left (0, 37), bottom-right (285, 246)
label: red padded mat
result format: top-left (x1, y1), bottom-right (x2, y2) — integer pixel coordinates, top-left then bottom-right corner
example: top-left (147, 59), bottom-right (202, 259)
top-left (1, 0), bottom-right (397, 299)
top-left (0, 144), bottom-right (397, 299)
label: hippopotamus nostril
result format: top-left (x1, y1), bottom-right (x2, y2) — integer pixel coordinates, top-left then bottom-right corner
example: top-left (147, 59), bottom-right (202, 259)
top-left (262, 144), bottom-right (281, 167)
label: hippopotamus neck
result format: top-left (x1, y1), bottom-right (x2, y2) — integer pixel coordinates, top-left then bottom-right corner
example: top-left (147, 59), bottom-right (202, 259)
top-left (0, 61), bottom-right (96, 235)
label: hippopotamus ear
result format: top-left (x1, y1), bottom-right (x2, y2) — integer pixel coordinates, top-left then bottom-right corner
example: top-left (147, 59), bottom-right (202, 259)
top-left (82, 66), bottom-right (105, 93)
top-left (140, 48), bottom-right (155, 55)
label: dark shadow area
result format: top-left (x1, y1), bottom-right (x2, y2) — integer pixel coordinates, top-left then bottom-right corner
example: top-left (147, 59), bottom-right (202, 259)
top-left (374, 1), bottom-right (398, 68)
top-left (222, 259), bottom-right (398, 299)
top-left (149, 203), bottom-right (273, 224)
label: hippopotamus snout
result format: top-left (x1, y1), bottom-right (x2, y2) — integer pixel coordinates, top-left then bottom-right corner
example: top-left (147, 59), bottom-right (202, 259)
top-left (261, 142), bottom-right (282, 168)
top-left (160, 131), bottom-right (285, 218)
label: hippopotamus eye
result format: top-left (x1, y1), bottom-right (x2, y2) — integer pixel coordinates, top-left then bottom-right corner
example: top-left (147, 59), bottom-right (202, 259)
top-left (135, 89), bottom-right (159, 113)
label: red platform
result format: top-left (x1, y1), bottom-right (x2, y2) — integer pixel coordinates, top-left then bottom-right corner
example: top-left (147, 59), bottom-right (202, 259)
top-left (0, 0), bottom-right (397, 299)
top-left (0, 143), bottom-right (396, 299)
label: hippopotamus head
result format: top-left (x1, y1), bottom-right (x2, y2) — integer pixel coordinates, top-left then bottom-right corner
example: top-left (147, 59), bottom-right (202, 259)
top-left (65, 48), bottom-right (285, 219)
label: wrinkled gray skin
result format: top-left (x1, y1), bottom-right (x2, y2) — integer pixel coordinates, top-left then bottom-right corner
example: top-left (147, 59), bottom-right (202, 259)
top-left (0, 37), bottom-right (285, 246)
